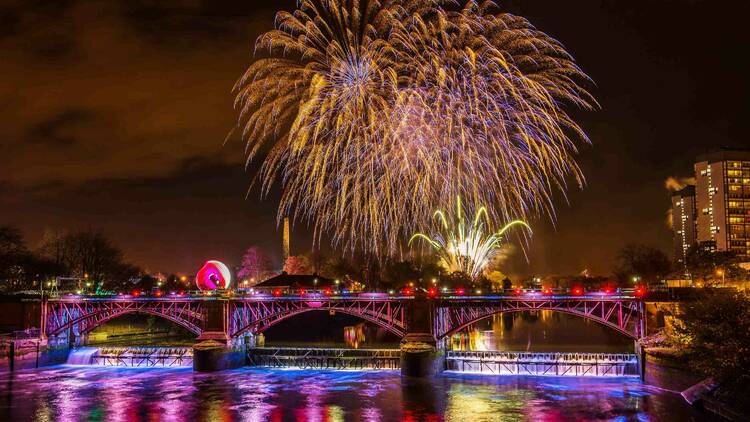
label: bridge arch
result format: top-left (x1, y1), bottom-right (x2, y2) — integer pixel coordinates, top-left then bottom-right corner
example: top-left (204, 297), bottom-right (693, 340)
top-left (228, 299), bottom-right (408, 339)
top-left (434, 299), bottom-right (643, 340)
top-left (439, 309), bottom-right (637, 340)
top-left (231, 307), bottom-right (406, 339)
top-left (45, 300), bottom-right (204, 338)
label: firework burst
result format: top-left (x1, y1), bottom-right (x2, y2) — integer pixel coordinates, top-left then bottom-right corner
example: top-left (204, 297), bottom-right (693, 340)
top-left (234, 0), bottom-right (595, 257)
top-left (409, 197), bottom-right (530, 279)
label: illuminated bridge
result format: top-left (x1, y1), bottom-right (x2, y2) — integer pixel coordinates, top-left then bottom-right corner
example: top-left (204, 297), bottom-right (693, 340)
top-left (42, 293), bottom-right (646, 343)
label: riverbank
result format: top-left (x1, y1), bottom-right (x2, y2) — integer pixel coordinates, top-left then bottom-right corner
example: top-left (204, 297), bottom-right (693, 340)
top-left (644, 351), bottom-right (748, 421)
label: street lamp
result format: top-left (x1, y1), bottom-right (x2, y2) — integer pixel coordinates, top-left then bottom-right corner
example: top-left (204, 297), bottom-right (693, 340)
top-left (716, 269), bottom-right (725, 284)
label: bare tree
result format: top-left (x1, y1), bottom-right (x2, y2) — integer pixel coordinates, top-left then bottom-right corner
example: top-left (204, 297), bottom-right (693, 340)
top-left (283, 255), bottom-right (310, 275)
top-left (237, 245), bottom-right (274, 283)
top-left (613, 244), bottom-right (672, 285)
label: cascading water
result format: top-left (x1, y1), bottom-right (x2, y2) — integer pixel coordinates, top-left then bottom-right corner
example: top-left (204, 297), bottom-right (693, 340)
top-left (64, 347), bottom-right (194, 367)
top-left (66, 347), bottom-right (100, 365)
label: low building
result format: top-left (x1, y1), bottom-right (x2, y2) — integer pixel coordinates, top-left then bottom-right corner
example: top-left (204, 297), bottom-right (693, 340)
top-left (251, 272), bottom-right (336, 294)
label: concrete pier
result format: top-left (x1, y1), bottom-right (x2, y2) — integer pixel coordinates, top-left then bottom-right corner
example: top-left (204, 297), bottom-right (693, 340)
top-left (400, 333), bottom-right (444, 377)
top-left (193, 339), bottom-right (244, 372)
top-left (192, 299), bottom-right (245, 371)
top-left (399, 291), bottom-right (444, 377)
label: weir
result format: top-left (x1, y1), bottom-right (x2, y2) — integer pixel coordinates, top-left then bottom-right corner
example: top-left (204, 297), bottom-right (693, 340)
top-left (446, 351), bottom-right (639, 377)
top-left (243, 347), bottom-right (638, 377)
top-left (66, 347), bottom-right (193, 367)
top-left (247, 347), bottom-right (400, 370)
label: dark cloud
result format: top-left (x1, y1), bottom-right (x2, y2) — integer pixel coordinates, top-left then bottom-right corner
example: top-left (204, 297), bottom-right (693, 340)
top-left (0, 0), bottom-right (80, 59)
top-left (25, 108), bottom-right (95, 146)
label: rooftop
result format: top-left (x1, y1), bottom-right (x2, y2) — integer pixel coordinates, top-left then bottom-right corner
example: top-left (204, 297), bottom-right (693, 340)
top-left (254, 272), bottom-right (334, 288)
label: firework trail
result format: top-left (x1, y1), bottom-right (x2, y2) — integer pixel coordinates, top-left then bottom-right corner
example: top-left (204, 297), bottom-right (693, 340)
top-left (234, 0), bottom-right (596, 256)
top-left (409, 197), bottom-right (530, 279)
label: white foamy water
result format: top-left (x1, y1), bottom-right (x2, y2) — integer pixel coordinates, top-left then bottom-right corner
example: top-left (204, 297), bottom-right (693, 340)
top-left (66, 347), bottom-right (100, 365)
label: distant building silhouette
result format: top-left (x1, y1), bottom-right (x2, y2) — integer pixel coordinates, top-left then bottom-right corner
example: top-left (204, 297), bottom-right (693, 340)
top-left (695, 148), bottom-right (750, 259)
top-left (670, 148), bottom-right (750, 264)
top-left (671, 185), bottom-right (696, 267)
top-left (283, 217), bottom-right (290, 262)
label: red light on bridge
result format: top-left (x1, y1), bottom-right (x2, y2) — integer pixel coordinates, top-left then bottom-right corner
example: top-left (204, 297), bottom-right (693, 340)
top-left (427, 287), bottom-right (438, 298)
top-left (324, 288), bottom-right (333, 296)
top-left (635, 286), bottom-right (646, 297)
top-left (402, 287), bottom-right (413, 296)
top-left (273, 289), bottom-right (282, 297)
top-left (603, 287), bottom-right (612, 294)
top-left (542, 288), bottom-right (552, 295)
top-left (154, 290), bottom-right (163, 298)
top-left (572, 287), bottom-right (583, 296)
top-left (132, 290), bottom-right (140, 297)
top-left (299, 289), bottom-right (306, 296)
top-left (514, 289), bottom-right (521, 295)
top-left (456, 287), bottom-right (465, 296)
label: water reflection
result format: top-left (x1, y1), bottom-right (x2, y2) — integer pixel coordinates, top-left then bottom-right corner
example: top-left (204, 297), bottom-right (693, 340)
top-left (343, 323), bottom-right (367, 349)
top-left (0, 366), bottom-right (712, 421)
top-left (450, 311), bottom-right (635, 353)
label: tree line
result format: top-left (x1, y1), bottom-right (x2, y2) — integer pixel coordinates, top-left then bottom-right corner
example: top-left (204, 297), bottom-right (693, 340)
top-left (0, 225), bottom-right (140, 293)
top-left (613, 243), bottom-right (749, 286)
top-left (4, 222), bottom-right (747, 294)
top-left (238, 246), bottom-right (511, 292)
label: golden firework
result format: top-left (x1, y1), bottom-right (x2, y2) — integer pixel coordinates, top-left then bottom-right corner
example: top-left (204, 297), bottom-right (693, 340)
top-left (235, 0), bottom-right (595, 257)
top-left (409, 197), bottom-right (531, 279)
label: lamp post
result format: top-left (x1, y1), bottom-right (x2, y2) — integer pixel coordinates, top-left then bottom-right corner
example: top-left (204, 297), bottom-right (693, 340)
top-left (716, 269), bottom-right (725, 285)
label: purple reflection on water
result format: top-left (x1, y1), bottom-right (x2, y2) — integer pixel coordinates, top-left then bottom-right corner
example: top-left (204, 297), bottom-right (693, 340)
top-left (0, 366), bottom-right (715, 421)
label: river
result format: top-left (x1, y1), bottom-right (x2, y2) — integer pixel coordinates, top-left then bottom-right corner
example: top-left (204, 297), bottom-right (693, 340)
top-left (0, 311), bottom-right (716, 420)
top-left (0, 366), bottom-right (715, 421)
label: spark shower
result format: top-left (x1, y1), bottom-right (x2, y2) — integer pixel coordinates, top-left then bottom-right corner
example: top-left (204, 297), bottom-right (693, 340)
top-left (409, 197), bottom-right (531, 279)
top-left (234, 0), bottom-right (596, 256)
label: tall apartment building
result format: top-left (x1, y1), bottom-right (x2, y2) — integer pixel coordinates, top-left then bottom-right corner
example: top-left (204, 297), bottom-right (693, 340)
top-left (694, 149), bottom-right (750, 259)
top-left (671, 185), bottom-right (697, 266)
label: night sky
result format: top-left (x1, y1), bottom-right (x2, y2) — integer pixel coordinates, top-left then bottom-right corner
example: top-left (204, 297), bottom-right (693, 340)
top-left (2, 1), bottom-right (748, 277)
